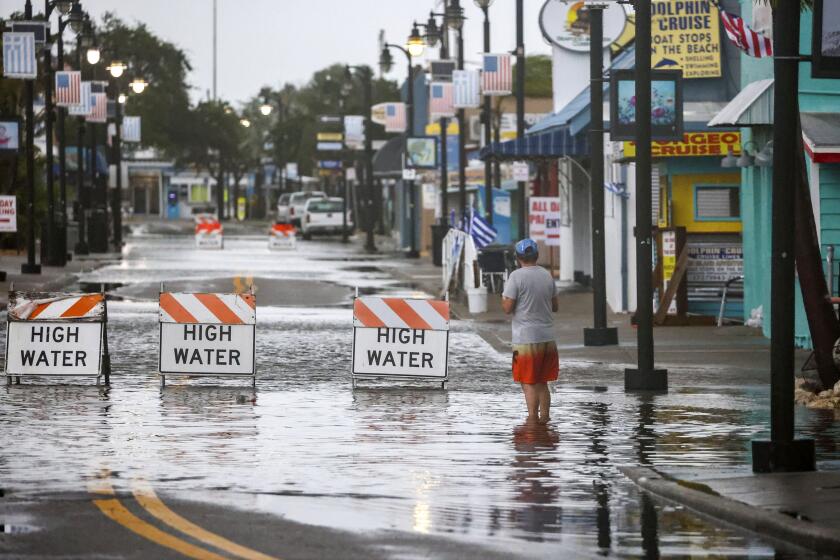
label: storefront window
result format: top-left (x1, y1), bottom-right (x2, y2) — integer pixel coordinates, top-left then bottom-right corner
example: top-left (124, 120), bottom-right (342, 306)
top-left (695, 185), bottom-right (740, 221)
top-left (189, 183), bottom-right (210, 203)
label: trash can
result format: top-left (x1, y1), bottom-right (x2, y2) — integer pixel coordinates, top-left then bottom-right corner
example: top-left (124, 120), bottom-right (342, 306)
top-left (88, 209), bottom-right (109, 253)
top-left (431, 224), bottom-right (447, 267)
top-left (467, 286), bottom-right (488, 314)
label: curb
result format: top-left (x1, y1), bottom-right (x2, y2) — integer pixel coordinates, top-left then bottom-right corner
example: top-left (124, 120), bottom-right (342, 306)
top-left (620, 466), bottom-right (840, 558)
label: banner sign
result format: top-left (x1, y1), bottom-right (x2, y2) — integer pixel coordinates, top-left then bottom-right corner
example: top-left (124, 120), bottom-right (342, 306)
top-left (352, 297), bottom-right (450, 381)
top-left (538, 0), bottom-right (629, 52)
top-left (812, 0), bottom-right (840, 78)
top-left (0, 120), bottom-right (21, 153)
top-left (610, 69), bottom-right (684, 141)
top-left (344, 116), bottom-right (365, 149)
top-left (529, 197), bottom-right (561, 246)
top-left (651, 0), bottom-right (722, 79)
top-left (317, 141), bottom-right (343, 151)
top-left (317, 132), bottom-right (343, 142)
top-left (0, 195), bottom-right (17, 232)
top-left (623, 131), bottom-right (741, 158)
top-left (2, 32), bottom-right (37, 79)
top-left (405, 137), bottom-right (438, 169)
top-left (687, 243), bottom-right (743, 284)
top-left (5, 292), bottom-right (105, 377)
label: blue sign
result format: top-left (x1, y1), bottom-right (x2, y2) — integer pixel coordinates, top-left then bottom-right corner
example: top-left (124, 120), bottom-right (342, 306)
top-left (318, 160), bottom-right (342, 169)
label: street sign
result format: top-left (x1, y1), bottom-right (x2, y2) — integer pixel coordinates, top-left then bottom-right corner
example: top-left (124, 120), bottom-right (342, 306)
top-left (0, 195), bottom-right (17, 232)
top-left (4, 292), bottom-right (106, 379)
top-left (317, 132), bottom-right (343, 142)
top-left (402, 168), bottom-right (417, 180)
top-left (195, 214), bottom-right (223, 249)
top-left (8, 21), bottom-right (48, 44)
top-left (512, 161), bottom-right (530, 182)
top-left (269, 223), bottom-right (296, 250)
top-left (317, 141), bottom-right (343, 151)
top-left (351, 296), bottom-right (450, 386)
top-left (318, 160), bottom-right (342, 169)
top-left (158, 291), bottom-right (256, 386)
top-left (529, 197), bottom-right (561, 246)
top-left (318, 115), bottom-right (342, 124)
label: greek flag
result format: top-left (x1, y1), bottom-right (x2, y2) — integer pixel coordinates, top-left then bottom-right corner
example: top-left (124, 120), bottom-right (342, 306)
top-left (453, 69), bottom-right (481, 109)
top-left (121, 116), bottom-right (141, 143)
top-left (2, 32), bottom-right (37, 79)
top-left (469, 210), bottom-right (497, 249)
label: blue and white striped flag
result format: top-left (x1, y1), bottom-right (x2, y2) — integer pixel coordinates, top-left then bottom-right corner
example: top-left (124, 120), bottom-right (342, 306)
top-left (2, 32), bottom-right (37, 79)
top-left (469, 209), bottom-right (497, 249)
top-left (68, 81), bottom-right (92, 116)
top-left (121, 116), bottom-right (141, 143)
top-left (453, 69), bottom-right (481, 109)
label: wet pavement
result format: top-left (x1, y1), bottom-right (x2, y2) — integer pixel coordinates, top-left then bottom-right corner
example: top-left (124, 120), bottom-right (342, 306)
top-left (2, 228), bottom-right (839, 558)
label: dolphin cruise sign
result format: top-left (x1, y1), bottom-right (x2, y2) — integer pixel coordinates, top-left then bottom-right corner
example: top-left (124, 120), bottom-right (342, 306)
top-left (651, 0), bottom-right (722, 79)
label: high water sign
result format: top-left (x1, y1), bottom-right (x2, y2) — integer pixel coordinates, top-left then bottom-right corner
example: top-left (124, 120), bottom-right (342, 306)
top-left (651, 0), bottom-right (722, 78)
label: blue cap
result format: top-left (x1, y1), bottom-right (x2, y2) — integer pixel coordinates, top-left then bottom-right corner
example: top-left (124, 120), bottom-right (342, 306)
top-left (515, 238), bottom-right (538, 258)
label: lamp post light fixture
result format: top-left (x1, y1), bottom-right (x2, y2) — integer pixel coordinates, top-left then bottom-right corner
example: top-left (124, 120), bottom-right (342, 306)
top-left (240, 118), bottom-right (251, 128)
top-left (68, 0), bottom-right (84, 31)
top-left (107, 59), bottom-right (126, 78)
top-left (130, 77), bottom-right (148, 94)
top-left (424, 12), bottom-right (440, 47)
top-left (86, 44), bottom-right (100, 64)
top-left (117, 93), bottom-right (127, 104)
top-left (406, 23), bottom-right (426, 57)
top-left (445, 0), bottom-right (465, 30)
top-left (259, 98), bottom-right (273, 116)
top-left (378, 47), bottom-right (394, 74)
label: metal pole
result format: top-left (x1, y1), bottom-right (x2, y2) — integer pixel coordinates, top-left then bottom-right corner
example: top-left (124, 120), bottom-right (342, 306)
top-left (457, 28), bottom-right (467, 223)
top-left (482, 5), bottom-right (492, 225)
top-left (212, 0), bottom-right (217, 100)
top-left (362, 67), bottom-right (376, 252)
top-left (406, 54), bottom-right (419, 258)
top-left (56, 22), bottom-right (68, 265)
top-left (515, 0), bottom-right (526, 239)
top-left (43, 1), bottom-right (57, 266)
top-left (21, 0), bottom-right (40, 274)
top-left (751, 0), bottom-right (815, 473)
top-left (113, 91), bottom-right (123, 249)
top-left (583, 7), bottom-right (617, 347)
top-left (74, 34), bottom-right (88, 255)
top-left (440, 117), bottom-right (449, 225)
top-left (624, 0), bottom-right (666, 391)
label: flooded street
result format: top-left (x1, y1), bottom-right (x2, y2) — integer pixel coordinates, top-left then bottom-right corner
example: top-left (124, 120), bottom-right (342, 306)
top-left (2, 231), bottom-right (839, 558)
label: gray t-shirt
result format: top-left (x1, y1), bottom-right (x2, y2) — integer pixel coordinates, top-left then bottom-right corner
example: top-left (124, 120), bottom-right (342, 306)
top-left (502, 265), bottom-right (557, 344)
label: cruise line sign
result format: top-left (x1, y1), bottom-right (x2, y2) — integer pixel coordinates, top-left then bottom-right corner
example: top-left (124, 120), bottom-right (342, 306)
top-left (651, 0), bottom-right (722, 78)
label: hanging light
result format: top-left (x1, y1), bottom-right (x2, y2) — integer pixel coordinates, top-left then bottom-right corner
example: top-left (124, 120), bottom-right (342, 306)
top-left (445, 0), bottom-right (465, 30)
top-left (473, 0), bottom-right (494, 8)
top-left (755, 141), bottom-right (773, 167)
top-left (67, 2), bottom-right (84, 32)
top-left (107, 59), bottom-right (127, 78)
top-left (55, 0), bottom-right (74, 15)
top-left (240, 118), bottom-right (251, 128)
top-left (259, 97), bottom-right (273, 116)
top-left (721, 146), bottom-right (738, 168)
top-left (117, 93), bottom-right (127, 104)
top-left (737, 149), bottom-right (755, 168)
top-left (130, 78), bottom-right (148, 94)
top-left (425, 13), bottom-right (439, 47)
top-left (406, 23), bottom-right (425, 58)
top-left (379, 47), bottom-right (394, 73)
top-left (86, 45), bottom-right (100, 64)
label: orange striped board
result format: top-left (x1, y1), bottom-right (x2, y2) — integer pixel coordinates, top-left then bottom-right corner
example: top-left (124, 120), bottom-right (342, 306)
top-left (269, 223), bottom-right (296, 249)
top-left (353, 297), bottom-right (449, 331)
top-left (8, 291), bottom-right (105, 322)
top-left (159, 292), bottom-right (256, 325)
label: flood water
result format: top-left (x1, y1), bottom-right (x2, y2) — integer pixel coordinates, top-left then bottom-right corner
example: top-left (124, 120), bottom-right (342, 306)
top-left (2, 232), bottom-right (839, 558)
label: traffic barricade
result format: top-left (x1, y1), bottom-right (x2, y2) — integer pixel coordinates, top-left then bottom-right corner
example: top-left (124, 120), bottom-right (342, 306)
top-left (195, 215), bottom-right (223, 249)
top-left (4, 288), bottom-right (110, 385)
top-left (351, 295), bottom-right (450, 389)
top-left (158, 285), bottom-right (256, 387)
top-left (269, 223), bottom-right (296, 250)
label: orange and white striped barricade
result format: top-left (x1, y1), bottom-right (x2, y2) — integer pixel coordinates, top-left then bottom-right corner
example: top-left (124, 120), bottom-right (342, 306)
top-left (195, 215), bottom-right (223, 249)
top-left (4, 290), bottom-right (109, 384)
top-left (269, 223), bottom-right (296, 250)
top-left (351, 295), bottom-right (450, 388)
top-left (158, 287), bottom-right (256, 387)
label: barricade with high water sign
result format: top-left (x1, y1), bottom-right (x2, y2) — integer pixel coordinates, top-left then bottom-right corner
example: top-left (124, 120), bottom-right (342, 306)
top-left (158, 285), bottom-right (256, 387)
top-left (4, 288), bottom-right (110, 384)
top-left (351, 294), bottom-right (450, 388)
top-left (269, 222), bottom-right (296, 250)
top-left (195, 214), bottom-right (223, 249)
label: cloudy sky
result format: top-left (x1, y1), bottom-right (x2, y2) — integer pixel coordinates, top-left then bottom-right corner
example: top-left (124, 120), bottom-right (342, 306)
top-left (1, 0), bottom-right (554, 105)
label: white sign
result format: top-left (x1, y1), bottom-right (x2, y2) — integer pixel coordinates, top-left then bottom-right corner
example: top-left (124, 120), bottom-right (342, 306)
top-left (285, 162), bottom-right (299, 180)
top-left (529, 197), bottom-right (562, 246)
top-left (422, 183), bottom-right (437, 210)
top-left (512, 161), bottom-right (530, 182)
top-left (0, 195), bottom-right (17, 232)
top-left (402, 168), bottom-right (417, 181)
top-left (196, 233), bottom-right (223, 249)
top-left (5, 322), bottom-right (103, 375)
top-left (494, 195), bottom-right (511, 218)
top-left (159, 323), bottom-right (254, 375)
top-left (352, 328), bottom-right (448, 378)
top-left (539, 0), bottom-right (629, 52)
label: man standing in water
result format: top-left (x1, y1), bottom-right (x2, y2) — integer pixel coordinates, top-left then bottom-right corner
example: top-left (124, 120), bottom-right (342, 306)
top-left (502, 239), bottom-right (559, 423)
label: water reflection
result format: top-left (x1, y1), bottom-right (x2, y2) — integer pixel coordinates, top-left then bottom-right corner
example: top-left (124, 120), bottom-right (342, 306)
top-left (509, 420), bottom-right (561, 539)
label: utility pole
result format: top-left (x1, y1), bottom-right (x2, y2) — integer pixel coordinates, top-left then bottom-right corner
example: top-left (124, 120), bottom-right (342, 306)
top-left (406, 59), bottom-right (419, 257)
top-left (362, 66), bottom-right (376, 253)
top-left (113, 89), bottom-right (123, 249)
top-left (457, 28), bottom-right (467, 223)
top-left (212, 0), bottom-right (217, 100)
top-left (56, 16), bottom-right (69, 266)
top-left (624, 0), bottom-right (666, 391)
top-left (751, 0), bottom-right (815, 473)
top-left (583, 5), bottom-right (618, 347)
top-left (74, 31), bottom-right (88, 255)
top-left (43, 1), bottom-right (57, 266)
top-left (515, 0), bottom-right (525, 239)
top-left (22, 0), bottom-right (41, 274)
top-left (480, 2), bottom-right (492, 224)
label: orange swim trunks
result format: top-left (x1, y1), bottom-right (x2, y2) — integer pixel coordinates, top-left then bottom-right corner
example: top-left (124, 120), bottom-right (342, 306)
top-left (512, 341), bottom-right (559, 384)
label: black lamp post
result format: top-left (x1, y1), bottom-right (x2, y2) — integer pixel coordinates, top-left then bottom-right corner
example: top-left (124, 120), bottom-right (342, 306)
top-left (381, 26), bottom-right (424, 258)
top-left (444, 0), bottom-right (467, 223)
top-left (475, 0), bottom-right (493, 224)
top-left (422, 9), bottom-right (450, 234)
top-left (347, 64), bottom-right (376, 253)
top-left (21, 0), bottom-right (40, 274)
top-left (73, 16), bottom-right (97, 256)
top-left (515, 0), bottom-right (525, 239)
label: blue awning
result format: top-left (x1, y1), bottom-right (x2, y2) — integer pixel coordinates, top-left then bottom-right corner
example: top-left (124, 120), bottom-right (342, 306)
top-left (479, 129), bottom-right (587, 161)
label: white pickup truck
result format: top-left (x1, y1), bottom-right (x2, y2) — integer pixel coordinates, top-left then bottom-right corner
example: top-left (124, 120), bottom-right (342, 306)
top-left (300, 197), bottom-right (351, 240)
top-left (289, 191), bottom-right (326, 227)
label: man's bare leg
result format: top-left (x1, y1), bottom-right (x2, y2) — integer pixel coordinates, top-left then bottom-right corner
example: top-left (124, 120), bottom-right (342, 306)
top-left (536, 382), bottom-right (551, 423)
top-left (521, 383), bottom-right (540, 420)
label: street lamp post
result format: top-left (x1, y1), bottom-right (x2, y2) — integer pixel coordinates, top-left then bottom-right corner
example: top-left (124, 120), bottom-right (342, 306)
top-left (444, 0), bottom-right (467, 223)
top-left (347, 65), bottom-right (376, 253)
top-left (515, 0), bottom-right (526, 239)
top-left (21, 0), bottom-right (40, 274)
top-left (583, 4), bottom-right (618, 347)
top-left (73, 21), bottom-right (91, 255)
top-left (475, 0), bottom-right (493, 225)
top-left (422, 10), bottom-right (450, 230)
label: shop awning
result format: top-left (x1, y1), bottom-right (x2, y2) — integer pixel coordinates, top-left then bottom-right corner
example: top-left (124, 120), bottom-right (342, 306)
top-left (373, 135), bottom-right (404, 178)
top-left (707, 79), bottom-right (774, 127)
top-left (479, 129), bottom-right (587, 161)
top-left (802, 112), bottom-right (840, 163)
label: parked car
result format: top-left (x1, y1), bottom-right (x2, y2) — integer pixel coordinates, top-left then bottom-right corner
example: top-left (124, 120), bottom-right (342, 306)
top-left (276, 193), bottom-right (292, 223)
top-left (300, 197), bottom-right (351, 240)
top-left (289, 191), bottom-right (326, 227)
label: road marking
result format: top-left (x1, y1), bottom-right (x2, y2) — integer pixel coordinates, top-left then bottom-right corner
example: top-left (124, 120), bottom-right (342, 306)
top-left (93, 498), bottom-right (228, 560)
top-left (131, 479), bottom-right (278, 560)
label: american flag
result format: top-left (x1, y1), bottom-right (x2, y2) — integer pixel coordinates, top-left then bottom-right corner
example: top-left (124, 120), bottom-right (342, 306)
top-left (719, 8), bottom-right (772, 57)
top-left (55, 71), bottom-right (81, 106)
top-left (481, 53), bottom-right (512, 96)
top-left (122, 116), bottom-right (141, 143)
top-left (2, 32), bottom-right (37, 79)
top-left (429, 81), bottom-right (455, 118)
top-left (86, 92), bottom-right (108, 123)
top-left (453, 69), bottom-right (481, 109)
top-left (384, 102), bottom-right (406, 133)
top-left (68, 81), bottom-right (92, 116)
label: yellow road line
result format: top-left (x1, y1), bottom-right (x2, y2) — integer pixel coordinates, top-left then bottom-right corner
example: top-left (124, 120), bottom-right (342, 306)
top-left (131, 479), bottom-right (278, 560)
top-left (93, 498), bottom-right (228, 560)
